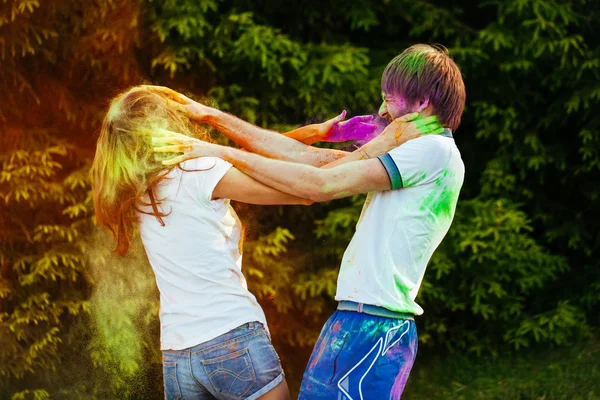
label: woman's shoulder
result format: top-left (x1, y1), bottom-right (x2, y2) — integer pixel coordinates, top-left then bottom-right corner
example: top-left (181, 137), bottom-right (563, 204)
top-left (180, 157), bottom-right (229, 172)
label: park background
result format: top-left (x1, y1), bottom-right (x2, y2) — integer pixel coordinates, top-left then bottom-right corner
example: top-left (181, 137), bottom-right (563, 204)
top-left (0, 0), bottom-right (599, 398)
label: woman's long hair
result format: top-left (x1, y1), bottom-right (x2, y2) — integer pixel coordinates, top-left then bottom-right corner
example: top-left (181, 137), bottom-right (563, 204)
top-left (90, 86), bottom-right (210, 256)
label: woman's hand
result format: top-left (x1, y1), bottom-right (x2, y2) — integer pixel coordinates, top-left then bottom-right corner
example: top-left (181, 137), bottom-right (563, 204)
top-left (152, 129), bottom-right (222, 166)
top-left (317, 110), bottom-right (379, 142)
top-left (370, 113), bottom-right (444, 152)
top-left (310, 110), bottom-right (379, 143)
top-left (142, 85), bottom-right (214, 122)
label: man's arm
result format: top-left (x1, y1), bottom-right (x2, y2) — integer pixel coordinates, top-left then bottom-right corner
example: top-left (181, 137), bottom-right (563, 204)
top-left (217, 147), bottom-right (390, 202)
top-left (212, 167), bottom-right (314, 205)
top-left (143, 86), bottom-right (379, 166)
top-left (206, 110), bottom-right (436, 171)
top-left (152, 114), bottom-right (443, 200)
top-left (204, 107), bottom-right (349, 166)
top-left (154, 139), bottom-right (392, 202)
top-left (180, 113), bottom-right (442, 200)
top-left (208, 109), bottom-right (385, 166)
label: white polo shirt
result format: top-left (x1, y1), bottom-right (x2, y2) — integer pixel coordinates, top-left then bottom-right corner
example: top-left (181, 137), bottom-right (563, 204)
top-left (137, 157), bottom-right (267, 350)
top-left (335, 130), bottom-right (464, 315)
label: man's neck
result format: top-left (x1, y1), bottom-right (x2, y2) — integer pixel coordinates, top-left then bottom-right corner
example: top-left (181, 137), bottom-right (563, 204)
top-left (440, 128), bottom-right (453, 138)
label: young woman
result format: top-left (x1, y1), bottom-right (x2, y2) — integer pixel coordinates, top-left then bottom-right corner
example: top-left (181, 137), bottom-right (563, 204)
top-left (90, 86), bottom-right (319, 400)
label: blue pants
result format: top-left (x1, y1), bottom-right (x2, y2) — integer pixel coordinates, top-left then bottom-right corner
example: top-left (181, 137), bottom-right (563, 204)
top-left (299, 310), bottom-right (418, 400)
top-left (162, 321), bottom-right (284, 400)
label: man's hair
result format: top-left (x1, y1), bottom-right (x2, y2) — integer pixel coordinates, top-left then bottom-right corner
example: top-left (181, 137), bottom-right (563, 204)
top-left (381, 44), bottom-right (466, 131)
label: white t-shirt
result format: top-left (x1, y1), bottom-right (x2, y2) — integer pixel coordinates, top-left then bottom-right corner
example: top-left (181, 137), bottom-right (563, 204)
top-left (137, 157), bottom-right (267, 350)
top-left (335, 131), bottom-right (464, 315)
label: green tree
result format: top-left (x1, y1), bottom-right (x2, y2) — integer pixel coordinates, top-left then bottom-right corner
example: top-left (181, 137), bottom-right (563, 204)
top-left (1, 0), bottom-right (598, 398)
top-left (0, 0), bottom-right (159, 398)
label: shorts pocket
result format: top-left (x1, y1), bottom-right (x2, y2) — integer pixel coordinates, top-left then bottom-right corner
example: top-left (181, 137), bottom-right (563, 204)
top-left (163, 361), bottom-right (182, 400)
top-left (329, 332), bottom-right (350, 384)
top-left (202, 348), bottom-right (256, 399)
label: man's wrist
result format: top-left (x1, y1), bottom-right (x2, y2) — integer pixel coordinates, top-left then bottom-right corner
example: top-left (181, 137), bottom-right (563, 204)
top-left (218, 145), bottom-right (235, 163)
top-left (211, 143), bottom-right (224, 160)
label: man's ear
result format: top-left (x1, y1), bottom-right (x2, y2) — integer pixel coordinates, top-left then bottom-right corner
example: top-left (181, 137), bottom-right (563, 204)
top-left (417, 99), bottom-right (430, 112)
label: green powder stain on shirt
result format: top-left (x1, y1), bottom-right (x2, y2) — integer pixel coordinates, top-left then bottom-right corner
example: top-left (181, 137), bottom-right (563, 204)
top-left (420, 169), bottom-right (459, 220)
top-left (404, 171), bottom-right (427, 188)
top-left (394, 169), bottom-right (459, 297)
top-left (392, 276), bottom-right (414, 309)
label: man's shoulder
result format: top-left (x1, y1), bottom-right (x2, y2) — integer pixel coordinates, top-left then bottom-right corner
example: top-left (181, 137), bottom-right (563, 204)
top-left (388, 135), bottom-right (458, 163)
top-left (391, 134), bottom-right (455, 151)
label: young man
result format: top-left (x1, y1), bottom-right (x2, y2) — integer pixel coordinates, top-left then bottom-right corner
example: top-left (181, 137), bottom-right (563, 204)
top-left (152, 43), bottom-right (466, 399)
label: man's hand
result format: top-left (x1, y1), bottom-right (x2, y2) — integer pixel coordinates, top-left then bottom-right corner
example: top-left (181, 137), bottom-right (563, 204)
top-left (152, 129), bottom-right (221, 166)
top-left (142, 85), bottom-right (213, 122)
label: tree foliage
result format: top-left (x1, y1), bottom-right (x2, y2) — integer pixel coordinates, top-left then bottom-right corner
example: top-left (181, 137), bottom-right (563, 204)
top-left (0, 0), bottom-right (598, 397)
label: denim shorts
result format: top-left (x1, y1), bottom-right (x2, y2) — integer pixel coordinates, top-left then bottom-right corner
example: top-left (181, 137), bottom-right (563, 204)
top-left (162, 321), bottom-right (285, 400)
